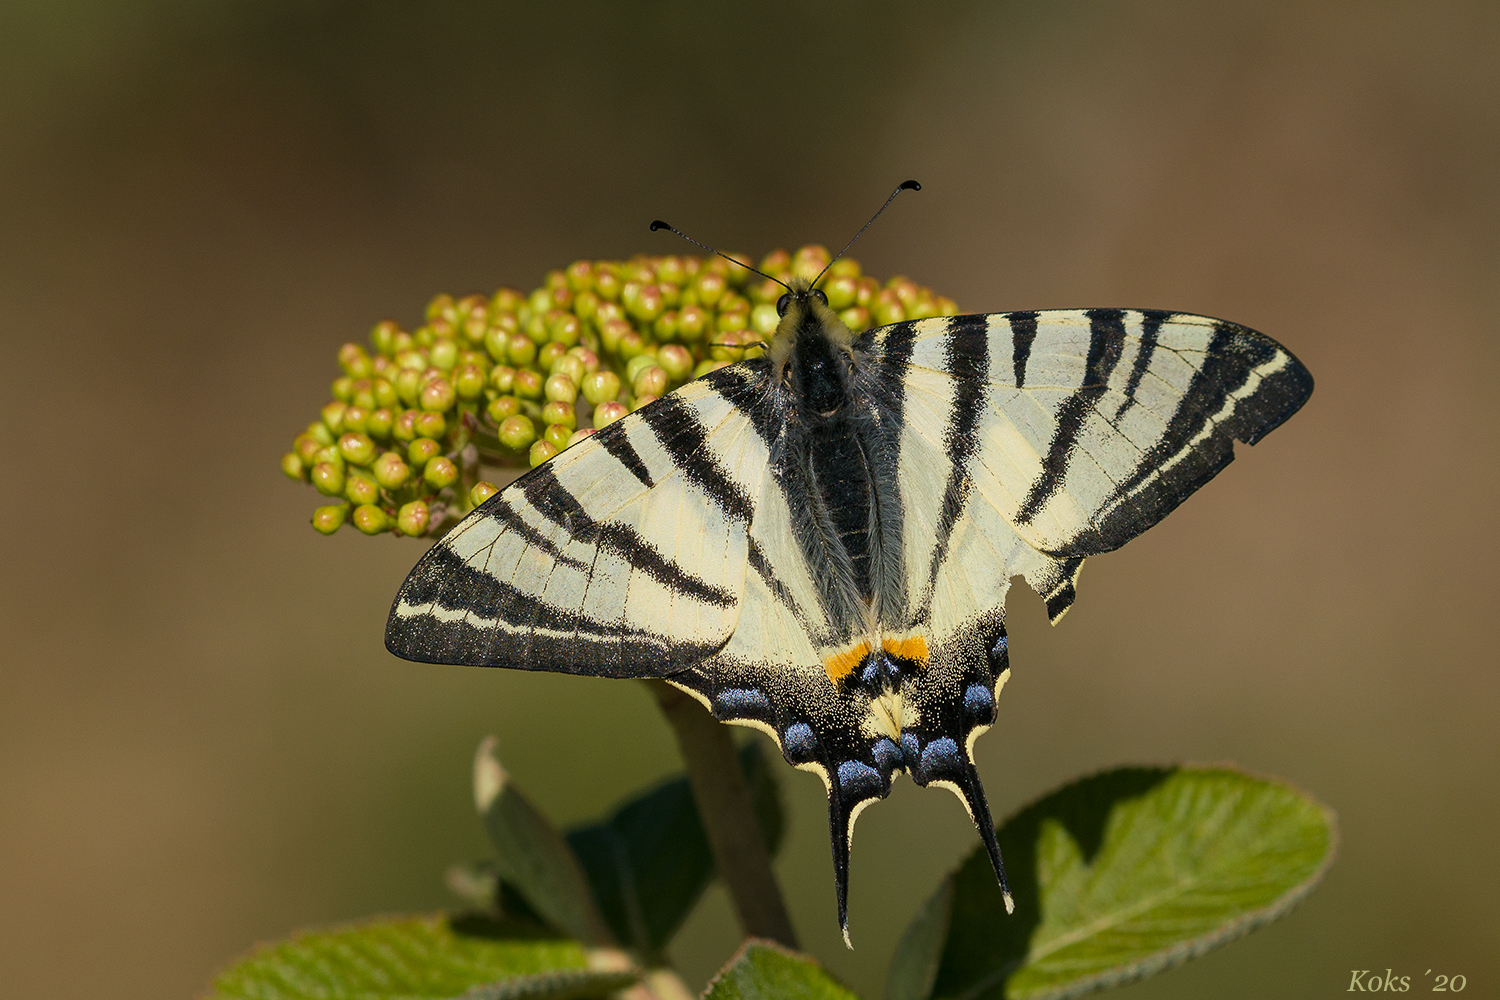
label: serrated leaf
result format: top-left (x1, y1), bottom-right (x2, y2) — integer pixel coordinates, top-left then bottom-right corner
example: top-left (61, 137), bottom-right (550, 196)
top-left (207, 913), bottom-right (636, 1000)
top-left (704, 940), bottom-right (858, 1000)
top-left (564, 740), bottom-right (783, 956)
top-left (474, 738), bottom-right (614, 946)
top-left (888, 765), bottom-right (1337, 1000)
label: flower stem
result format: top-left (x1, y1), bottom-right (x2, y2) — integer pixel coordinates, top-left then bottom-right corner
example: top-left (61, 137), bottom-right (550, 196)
top-left (646, 680), bottom-right (799, 949)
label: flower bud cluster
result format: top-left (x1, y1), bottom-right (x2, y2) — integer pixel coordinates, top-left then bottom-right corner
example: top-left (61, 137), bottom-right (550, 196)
top-left (282, 245), bottom-right (958, 536)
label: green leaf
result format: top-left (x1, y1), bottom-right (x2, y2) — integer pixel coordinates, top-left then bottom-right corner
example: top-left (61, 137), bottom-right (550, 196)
top-left (207, 913), bottom-right (638, 1000)
top-left (704, 940), bottom-right (858, 1000)
top-left (473, 738), bottom-right (614, 946)
top-left (889, 765), bottom-right (1337, 1000)
top-left (564, 740), bottom-right (783, 957)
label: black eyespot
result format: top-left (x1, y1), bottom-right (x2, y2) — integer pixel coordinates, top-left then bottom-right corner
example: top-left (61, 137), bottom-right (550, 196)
top-left (776, 293), bottom-right (791, 317)
top-left (811, 288), bottom-right (828, 306)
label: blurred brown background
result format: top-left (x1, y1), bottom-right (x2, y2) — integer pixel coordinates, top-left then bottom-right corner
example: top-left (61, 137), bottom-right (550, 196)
top-left (2, 2), bottom-right (1496, 997)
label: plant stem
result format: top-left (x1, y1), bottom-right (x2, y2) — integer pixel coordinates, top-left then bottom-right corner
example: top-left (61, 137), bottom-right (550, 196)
top-left (646, 680), bottom-right (799, 950)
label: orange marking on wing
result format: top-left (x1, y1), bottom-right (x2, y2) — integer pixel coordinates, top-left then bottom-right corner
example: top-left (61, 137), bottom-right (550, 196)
top-left (823, 642), bottom-right (870, 685)
top-left (882, 634), bottom-right (930, 664)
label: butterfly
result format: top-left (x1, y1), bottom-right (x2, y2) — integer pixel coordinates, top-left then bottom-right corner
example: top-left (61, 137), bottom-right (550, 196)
top-left (385, 189), bottom-right (1314, 946)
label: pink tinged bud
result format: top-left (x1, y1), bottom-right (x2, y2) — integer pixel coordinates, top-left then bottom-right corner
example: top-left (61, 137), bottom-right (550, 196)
top-left (373, 451), bottom-right (411, 490)
top-left (393, 409), bottom-right (419, 442)
top-left (337, 433), bottom-right (376, 467)
top-left (498, 415), bottom-right (537, 451)
top-left (396, 500), bottom-right (431, 537)
top-left (592, 400), bottom-right (628, 429)
top-left (294, 434), bottom-right (323, 465)
top-left (543, 423), bottom-right (572, 451)
top-left (423, 456), bottom-right (458, 489)
top-left (413, 410), bottom-right (446, 439)
top-left (332, 376), bottom-right (355, 403)
top-left (408, 437), bottom-right (442, 468)
top-left (544, 374), bottom-right (578, 404)
top-left (281, 452), bottom-right (306, 481)
top-left (507, 333), bottom-right (537, 368)
top-left (598, 318), bottom-right (631, 354)
top-left (631, 393), bottom-right (659, 411)
top-left (352, 504), bottom-right (391, 535)
top-left (567, 427), bottom-right (596, 448)
top-left (632, 365), bottom-right (668, 398)
top-left (311, 504), bottom-right (348, 534)
top-left (657, 344), bottom-right (693, 382)
top-left (581, 370), bottom-right (622, 406)
top-left (341, 405), bottom-right (369, 434)
top-left (420, 377), bottom-right (456, 412)
top-left (311, 462), bottom-right (346, 497)
top-left (338, 342), bottom-right (373, 378)
top-left (344, 473), bottom-right (380, 505)
top-left (513, 369), bottom-right (544, 400)
top-left (486, 395), bottom-right (521, 423)
top-left (454, 364), bottom-right (486, 400)
top-left (469, 481), bottom-right (500, 507)
top-left (549, 354), bottom-right (586, 386)
top-left (568, 347), bottom-right (599, 373)
top-left (529, 440), bottom-right (558, 467)
top-left (541, 400), bottom-right (577, 430)
top-left (321, 401), bottom-right (348, 435)
top-left (488, 365), bottom-right (516, 394)
top-left (365, 408), bottom-right (394, 440)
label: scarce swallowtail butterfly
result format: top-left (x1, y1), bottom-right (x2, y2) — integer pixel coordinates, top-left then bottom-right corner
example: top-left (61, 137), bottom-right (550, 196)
top-left (385, 182), bottom-right (1314, 944)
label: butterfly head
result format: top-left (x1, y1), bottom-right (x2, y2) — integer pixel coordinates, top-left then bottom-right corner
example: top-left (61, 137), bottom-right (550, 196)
top-left (767, 277), bottom-right (854, 376)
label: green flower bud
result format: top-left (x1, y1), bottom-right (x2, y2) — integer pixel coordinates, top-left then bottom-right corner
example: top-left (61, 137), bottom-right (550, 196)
top-left (352, 503), bottom-right (391, 535)
top-left (548, 312), bottom-right (582, 346)
top-left (486, 394), bottom-right (521, 423)
top-left (873, 289), bottom-right (905, 325)
top-left (751, 303), bottom-right (779, 335)
top-left (391, 330), bottom-right (415, 353)
top-left (658, 282), bottom-right (680, 309)
top-left (624, 283), bottom-right (664, 323)
top-left (632, 365), bottom-right (668, 398)
top-left (305, 421), bottom-right (334, 446)
top-left (593, 400), bottom-right (628, 429)
top-left (652, 309), bottom-right (678, 340)
top-left (823, 275), bottom-right (858, 311)
top-left (423, 455), bottom-right (458, 489)
top-left (338, 432), bottom-right (376, 466)
top-left (524, 311), bottom-right (549, 344)
top-left (572, 289), bottom-right (599, 323)
top-left (499, 414), bottom-right (537, 451)
top-left (372, 378), bottom-right (399, 409)
top-left (397, 500), bottom-right (430, 537)
top-left (716, 309), bottom-right (749, 333)
top-left (840, 306), bottom-right (871, 333)
top-left (543, 373), bottom-right (577, 404)
top-left (594, 267), bottom-right (622, 302)
top-left (593, 299), bottom-right (624, 328)
top-left (935, 295), bottom-right (959, 316)
top-left (507, 333), bottom-right (537, 368)
top-left (420, 376), bottom-right (456, 413)
top-left (581, 369), bottom-right (622, 405)
top-left (370, 320), bottom-right (399, 356)
top-left (676, 304), bottom-right (708, 342)
top-left (339, 342), bottom-right (374, 378)
top-left (470, 480), bottom-right (500, 506)
top-left (653, 255), bottom-right (683, 285)
top-left (537, 341), bottom-right (567, 373)
top-left (542, 423), bottom-right (572, 451)
top-left (631, 393), bottom-right (659, 411)
top-left (395, 368), bottom-right (423, 406)
top-left (393, 409), bottom-right (419, 442)
top-left (567, 427), bottom-right (597, 448)
top-left (344, 472), bottom-right (380, 505)
top-left (541, 400), bottom-right (577, 430)
top-left (855, 276), bottom-right (879, 307)
top-left (694, 271), bottom-right (726, 308)
top-left (529, 439), bottom-right (558, 467)
top-left (373, 451), bottom-right (411, 489)
top-left (567, 345), bottom-right (599, 372)
top-left (414, 410), bottom-right (447, 439)
top-left (314, 445), bottom-right (345, 471)
top-left (657, 344), bottom-right (693, 383)
top-left (749, 278), bottom-right (781, 306)
top-left (281, 452), bottom-right (306, 481)
top-left (454, 364), bottom-right (486, 400)
top-left (312, 503), bottom-right (349, 534)
top-left (710, 331), bottom-right (750, 362)
top-left (408, 437), bottom-right (442, 468)
top-left (513, 369), bottom-right (544, 400)
top-left (828, 257), bottom-right (862, 280)
top-left (907, 296), bottom-right (939, 320)
top-left (366, 407), bottom-right (394, 440)
top-left (294, 434), bottom-right (323, 465)
top-left (429, 339), bottom-right (458, 371)
top-left (759, 248), bottom-right (791, 278)
top-left (491, 287), bottom-right (523, 316)
top-left (528, 286), bottom-right (553, 316)
top-left (549, 285), bottom-right (573, 312)
top-left (792, 244), bottom-right (831, 282)
top-left (349, 379), bottom-right (374, 410)
top-left (598, 318), bottom-right (631, 354)
top-left (311, 461), bottom-right (346, 497)
top-left (341, 405), bottom-right (369, 434)
top-left (693, 359), bottom-right (729, 379)
top-left (618, 330), bottom-right (648, 360)
top-left (321, 401), bottom-right (348, 435)
top-left (565, 259), bottom-right (594, 291)
top-left (624, 352), bottom-right (659, 384)
top-left (332, 376), bottom-right (355, 403)
top-left (887, 276), bottom-right (919, 306)
top-left (484, 326), bottom-right (509, 363)
top-left (488, 365), bottom-right (516, 395)
top-left (425, 293), bottom-right (455, 322)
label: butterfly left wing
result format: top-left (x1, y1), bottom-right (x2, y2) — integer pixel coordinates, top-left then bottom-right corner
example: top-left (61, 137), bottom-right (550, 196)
top-left (386, 376), bottom-right (772, 676)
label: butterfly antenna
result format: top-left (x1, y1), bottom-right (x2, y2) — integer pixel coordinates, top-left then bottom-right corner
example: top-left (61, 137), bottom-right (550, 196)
top-left (650, 220), bottom-right (791, 291)
top-left (812, 179), bottom-right (922, 288)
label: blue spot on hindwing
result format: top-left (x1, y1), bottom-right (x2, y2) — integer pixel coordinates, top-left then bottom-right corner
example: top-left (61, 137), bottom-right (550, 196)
top-left (837, 760), bottom-right (883, 799)
top-left (900, 732), bottom-right (920, 766)
top-left (714, 687), bottom-right (771, 720)
top-left (963, 682), bottom-right (996, 725)
top-left (871, 737), bottom-right (902, 775)
top-left (916, 737), bottom-right (963, 784)
top-left (782, 722), bottom-right (818, 762)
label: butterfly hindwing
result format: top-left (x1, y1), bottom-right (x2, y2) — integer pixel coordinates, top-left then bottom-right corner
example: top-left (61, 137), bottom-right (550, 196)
top-left (386, 375), bottom-right (771, 676)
